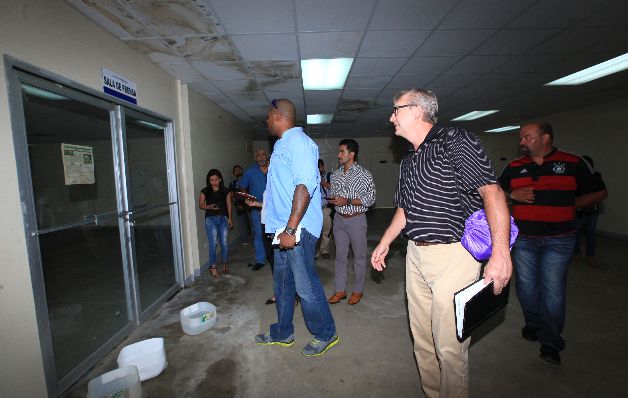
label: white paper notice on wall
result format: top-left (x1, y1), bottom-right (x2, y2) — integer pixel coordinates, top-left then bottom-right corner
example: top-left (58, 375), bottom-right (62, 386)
top-left (61, 143), bottom-right (95, 185)
top-left (102, 67), bottom-right (137, 105)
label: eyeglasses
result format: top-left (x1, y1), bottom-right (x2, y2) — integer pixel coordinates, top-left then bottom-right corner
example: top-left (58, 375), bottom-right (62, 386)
top-left (393, 104), bottom-right (415, 116)
top-left (271, 99), bottom-right (279, 109)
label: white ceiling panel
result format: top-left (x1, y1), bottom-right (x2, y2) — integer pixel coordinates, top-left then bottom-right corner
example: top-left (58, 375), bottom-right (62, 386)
top-left (577, 1), bottom-right (628, 27)
top-left (188, 80), bottom-right (219, 93)
top-left (258, 77), bottom-right (303, 91)
top-left (227, 92), bottom-right (269, 105)
top-left (201, 92), bottom-right (231, 104)
top-left (161, 63), bottom-right (205, 82)
top-left (440, 0), bottom-right (537, 28)
top-left (306, 101), bottom-right (338, 114)
top-left (213, 79), bottom-right (260, 93)
top-left (298, 32), bottom-right (363, 59)
top-left (350, 58), bottom-right (407, 76)
top-left (527, 28), bottom-right (604, 55)
top-left (472, 29), bottom-right (559, 55)
top-left (375, 88), bottom-right (401, 105)
top-left (508, 0), bottom-right (615, 28)
top-left (386, 75), bottom-right (437, 89)
top-left (123, 0), bottom-right (225, 36)
top-left (166, 36), bottom-right (241, 62)
top-left (416, 29), bottom-right (496, 56)
top-left (345, 75), bottom-right (392, 89)
top-left (341, 89), bottom-right (383, 101)
top-left (194, 61), bottom-right (252, 80)
top-left (265, 91), bottom-right (304, 103)
top-left (369, 0), bottom-right (457, 30)
top-left (358, 30), bottom-right (430, 58)
top-left (304, 90), bottom-right (343, 102)
top-left (429, 74), bottom-right (482, 88)
top-left (248, 61), bottom-right (301, 79)
top-left (126, 39), bottom-right (185, 64)
top-left (66, 0), bottom-right (154, 39)
top-left (492, 54), bottom-right (564, 73)
top-left (295, 0), bottom-right (376, 32)
top-left (399, 56), bottom-right (461, 75)
top-left (231, 34), bottom-right (298, 61)
top-left (446, 56), bottom-right (512, 74)
top-left (208, 0), bottom-right (294, 34)
top-left (468, 73), bottom-right (526, 88)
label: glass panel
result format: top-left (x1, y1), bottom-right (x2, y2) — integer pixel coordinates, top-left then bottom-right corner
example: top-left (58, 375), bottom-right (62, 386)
top-left (124, 115), bottom-right (176, 311)
top-left (22, 83), bottom-right (128, 379)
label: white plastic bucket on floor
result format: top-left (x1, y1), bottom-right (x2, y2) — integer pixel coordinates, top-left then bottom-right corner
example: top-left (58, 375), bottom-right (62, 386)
top-left (180, 302), bottom-right (217, 336)
top-left (117, 338), bottom-right (166, 381)
top-left (87, 365), bottom-right (142, 398)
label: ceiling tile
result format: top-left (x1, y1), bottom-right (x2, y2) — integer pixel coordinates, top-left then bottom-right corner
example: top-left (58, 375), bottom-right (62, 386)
top-left (125, 39), bottom-right (184, 64)
top-left (508, 0), bottom-right (615, 28)
top-left (231, 34), bottom-right (298, 60)
top-left (258, 77), bottom-right (304, 91)
top-left (66, 0), bottom-right (154, 39)
top-left (188, 80), bottom-right (219, 93)
top-left (227, 92), bottom-right (269, 104)
top-left (165, 36), bottom-right (241, 62)
top-left (577, 1), bottom-right (628, 27)
top-left (248, 61), bottom-right (301, 79)
top-left (440, 0), bottom-right (537, 28)
top-left (306, 101), bottom-right (338, 114)
top-left (295, 0), bottom-right (376, 32)
top-left (429, 74), bottom-right (482, 88)
top-left (399, 56), bottom-right (461, 75)
top-left (264, 91), bottom-right (304, 103)
top-left (467, 73), bottom-right (526, 88)
top-left (161, 63), bottom-right (205, 82)
top-left (213, 79), bottom-right (260, 93)
top-left (304, 90), bottom-right (343, 102)
top-left (123, 0), bottom-right (225, 36)
top-left (446, 56), bottom-right (512, 74)
top-left (528, 28), bottom-right (604, 55)
top-left (208, 0), bottom-right (294, 34)
top-left (201, 92), bottom-right (230, 104)
top-left (350, 58), bottom-right (407, 76)
top-left (359, 30), bottom-right (430, 57)
top-left (298, 31), bottom-right (363, 59)
top-left (193, 61), bottom-right (252, 80)
top-left (492, 54), bottom-right (564, 73)
top-left (386, 75), bottom-right (436, 89)
top-left (369, 0), bottom-right (457, 30)
top-left (473, 29), bottom-right (559, 55)
top-left (341, 89), bottom-right (382, 101)
top-left (345, 75), bottom-right (392, 89)
top-left (425, 87), bottom-right (458, 99)
top-left (416, 29), bottom-right (496, 56)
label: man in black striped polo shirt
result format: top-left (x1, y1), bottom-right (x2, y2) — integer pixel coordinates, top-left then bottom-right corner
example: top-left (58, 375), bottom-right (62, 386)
top-left (499, 122), bottom-right (607, 365)
top-left (371, 89), bottom-right (512, 398)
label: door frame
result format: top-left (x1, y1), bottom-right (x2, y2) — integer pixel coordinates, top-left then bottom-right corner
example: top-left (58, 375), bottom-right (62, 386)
top-left (4, 56), bottom-right (183, 397)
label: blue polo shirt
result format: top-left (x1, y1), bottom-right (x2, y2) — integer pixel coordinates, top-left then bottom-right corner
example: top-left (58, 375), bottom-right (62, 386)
top-left (265, 127), bottom-right (322, 237)
top-left (239, 163), bottom-right (267, 202)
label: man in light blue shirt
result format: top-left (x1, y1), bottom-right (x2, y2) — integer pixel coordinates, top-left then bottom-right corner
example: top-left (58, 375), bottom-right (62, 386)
top-left (239, 149), bottom-right (269, 270)
top-left (255, 99), bottom-right (338, 357)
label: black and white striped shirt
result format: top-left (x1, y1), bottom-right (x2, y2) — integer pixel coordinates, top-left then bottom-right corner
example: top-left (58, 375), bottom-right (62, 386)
top-left (394, 125), bottom-right (497, 243)
top-left (330, 163), bottom-right (376, 215)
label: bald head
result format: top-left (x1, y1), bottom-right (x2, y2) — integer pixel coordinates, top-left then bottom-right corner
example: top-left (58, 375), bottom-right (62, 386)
top-left (267, 99), bottom-right (296, 137)
top-left (269, 99), bottom-right (296, 123)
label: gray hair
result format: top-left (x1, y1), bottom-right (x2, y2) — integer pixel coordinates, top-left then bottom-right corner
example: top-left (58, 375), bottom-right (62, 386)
top-left (393, 89), bottom-right (439, 124)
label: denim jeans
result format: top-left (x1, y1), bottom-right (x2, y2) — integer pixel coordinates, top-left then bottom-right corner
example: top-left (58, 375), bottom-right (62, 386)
top-left (513, 234), bottom-right (576, 351)
top-left (269, 228), bottom-right (336, 342)
top-left (574, 212), bottom-right (599, 257)
top-left (205, 215), bottom-right (229, 266)
top-left (250, 209), bottom-right (266, 264)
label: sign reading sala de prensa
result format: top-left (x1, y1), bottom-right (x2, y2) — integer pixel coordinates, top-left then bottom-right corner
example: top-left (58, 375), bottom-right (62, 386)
top-left (102, 67), bottom-right (137, 105)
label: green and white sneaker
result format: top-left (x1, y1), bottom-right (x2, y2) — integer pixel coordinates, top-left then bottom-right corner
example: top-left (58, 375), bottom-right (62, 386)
top-left (255, 332), bottom-right (294, 347)
top-left (302, 335), bottom-right (339, 356)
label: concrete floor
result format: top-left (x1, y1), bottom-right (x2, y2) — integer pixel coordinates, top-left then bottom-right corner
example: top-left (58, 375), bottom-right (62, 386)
top-left (67, 209), bottom-right (628, 397)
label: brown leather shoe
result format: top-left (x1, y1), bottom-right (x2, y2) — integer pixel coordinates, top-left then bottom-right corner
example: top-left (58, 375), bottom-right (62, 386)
top-left (348, 292), bottom-right (363, 305)
top-left (328, 291), bottom-right (347, 304)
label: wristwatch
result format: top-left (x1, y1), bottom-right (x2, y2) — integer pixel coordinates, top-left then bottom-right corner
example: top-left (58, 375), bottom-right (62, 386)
top-left (285, 226), bottom-right (297, 236)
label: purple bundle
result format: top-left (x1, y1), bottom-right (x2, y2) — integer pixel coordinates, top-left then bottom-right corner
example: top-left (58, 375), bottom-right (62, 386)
top-left (461, 209), bottom-right (518, 261)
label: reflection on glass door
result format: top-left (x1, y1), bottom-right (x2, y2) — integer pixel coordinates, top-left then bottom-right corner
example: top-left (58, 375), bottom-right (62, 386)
top-left (21, 84), bottom-right (129, 379)
top-left (123, 114), bottom-right (177, 313)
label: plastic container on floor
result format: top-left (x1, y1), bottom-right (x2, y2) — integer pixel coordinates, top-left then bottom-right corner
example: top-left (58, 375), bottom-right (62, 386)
top-left (117, 338), bottom-right (167, 381)
top-left (180, 302), bottom-right (217, 336)
top-left (87, 365), bottom-right (142, 398)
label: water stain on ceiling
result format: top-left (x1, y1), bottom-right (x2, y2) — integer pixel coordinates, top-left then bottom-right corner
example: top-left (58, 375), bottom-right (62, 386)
top-left (123, 0), bottom-right (223, 36)
top-left (248, 61), bottom-right (300, 80)
top-left (70, 0), bottom-right (153, 38)
top-left (126, 39), bottom-right (183, 64)
top-left (166, 36), bottom-right (241, 62)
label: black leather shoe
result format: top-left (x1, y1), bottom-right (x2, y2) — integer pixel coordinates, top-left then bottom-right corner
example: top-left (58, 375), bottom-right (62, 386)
top-left (521, 325), bottom-right (538, 341)
top-left (540, 345), bottom-right (561, 365)
top-left (252, 263), bottom-right (265, 271)
top-left (265, 297), bottom-right (276, 305)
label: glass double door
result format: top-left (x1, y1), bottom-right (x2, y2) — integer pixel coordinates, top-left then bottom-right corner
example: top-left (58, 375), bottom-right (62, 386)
top-left (16, 73), bottom-right (181, 392)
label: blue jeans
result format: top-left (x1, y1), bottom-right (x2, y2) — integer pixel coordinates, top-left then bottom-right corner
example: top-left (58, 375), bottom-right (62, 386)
top-left (513, 234), bottom-right (576, 351)
top-left (250, 209), bottom-right (266, 264)
top-left (205, 216), bottom-right (229, 266)
top-left (574, 212), bottom-right (599, 257)
top-left (269, 229), bottom-right (336, 342)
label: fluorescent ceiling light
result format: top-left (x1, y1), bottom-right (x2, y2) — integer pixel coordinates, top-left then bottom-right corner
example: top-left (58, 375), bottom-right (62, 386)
top-left (545, 53), bottom-right (628, 85)
top-left (22, 85), bottom-right (66, 101)
top-left (485, 125), bottom-right (520, 133)
top-left (307, 114), bottom-right (333, 124)
top-left (301, 58), bottom-right (353, 90)
top-left (451, 110), bottom-right (499, 121)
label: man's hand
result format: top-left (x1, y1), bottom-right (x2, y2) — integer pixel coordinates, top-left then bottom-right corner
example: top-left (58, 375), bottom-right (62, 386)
top-left (371, 242), bottom-right (390, 271)
top-left (278, 231), bottom-right (296, 249)
top-left (510, 187), bottom-right (535, 203)
top-left (329, 196), bottom-right (349, 206)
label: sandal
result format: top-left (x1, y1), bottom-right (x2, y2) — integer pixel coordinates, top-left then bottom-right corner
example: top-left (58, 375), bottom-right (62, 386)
top-left (222, 262), bottom-right (229, 274)
top-left (209, 267), bottom-right (221, 279)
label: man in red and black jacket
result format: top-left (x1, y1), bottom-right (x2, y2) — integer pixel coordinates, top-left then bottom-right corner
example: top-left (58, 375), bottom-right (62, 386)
top-left (499, 122), bottom-right (607, 366)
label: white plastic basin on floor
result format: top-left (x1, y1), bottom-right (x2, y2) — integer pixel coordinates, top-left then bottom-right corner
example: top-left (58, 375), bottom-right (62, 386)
top-left (117, 338), bottom-right (166, 381)
top-left (180, 302), bottom-right (217, 336)
top-left (87, 365), bottom-right (142, 398)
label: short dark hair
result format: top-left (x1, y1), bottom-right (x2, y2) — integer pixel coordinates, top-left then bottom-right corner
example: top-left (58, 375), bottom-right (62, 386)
top-left (339, 139), bottom-right (359, 160)
top-left (318, 159), bottom-right (324, 167)
top-left (232, 164), bottom-right (242, 172)
top-left (538, 122), bottom-right (553, 140)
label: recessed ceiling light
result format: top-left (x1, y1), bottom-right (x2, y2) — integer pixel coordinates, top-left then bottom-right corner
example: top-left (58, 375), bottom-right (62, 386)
top-left (451, 110), bottom-right (499, 121)
top-left (301, 58), bottom-right (353, 91)
top-left (545, 53), bottom-right (628, 85)
top-left (485, 125), bottom-right (520, 133)
top-left (307, 114), bottom-right (333, 124)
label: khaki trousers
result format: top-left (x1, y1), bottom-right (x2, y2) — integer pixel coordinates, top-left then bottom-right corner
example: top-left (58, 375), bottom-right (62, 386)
top-left (405, 242), bottom-right (481, 398)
